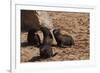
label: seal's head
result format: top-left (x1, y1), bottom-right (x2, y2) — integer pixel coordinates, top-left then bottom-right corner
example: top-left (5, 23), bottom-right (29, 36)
top-left (53, 28), bottom-right (60, 35)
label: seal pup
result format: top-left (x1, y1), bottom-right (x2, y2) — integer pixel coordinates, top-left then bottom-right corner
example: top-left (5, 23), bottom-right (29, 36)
top-left (53, 29), bottom-right (74, 48)
top-left (40, 27), bottom-right (55, 58)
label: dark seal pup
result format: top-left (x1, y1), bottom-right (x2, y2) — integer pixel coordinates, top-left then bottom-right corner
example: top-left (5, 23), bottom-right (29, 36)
top-left (53, 29), bottom-right (74, 48)
top-left (40, 27), bottom-right (56, 58)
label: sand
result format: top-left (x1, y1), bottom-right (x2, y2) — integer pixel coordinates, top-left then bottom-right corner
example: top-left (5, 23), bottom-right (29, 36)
top-left (21, 11), bottom-right (90, 62)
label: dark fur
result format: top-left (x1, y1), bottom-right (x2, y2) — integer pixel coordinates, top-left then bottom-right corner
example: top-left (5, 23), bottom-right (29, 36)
top-left (21, 10), bottom-right (57, 58)
top-left (33, 34), bottom-right (41, 47)
top-left (40, 27), bottom-right (53, 58)
top-left (53, 29), bottom-right (74, 48)
top-left (21, 10), bottom-right (41, 45)
top-left (21, 10), bottom-right (41, 32)
top-left (27, 29), bottom-right (41, 47)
